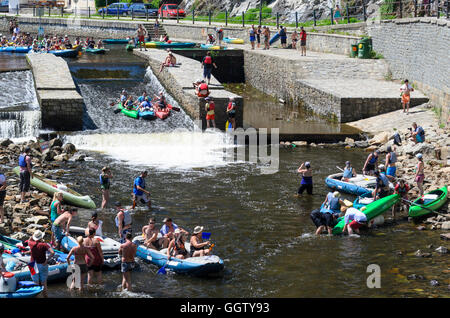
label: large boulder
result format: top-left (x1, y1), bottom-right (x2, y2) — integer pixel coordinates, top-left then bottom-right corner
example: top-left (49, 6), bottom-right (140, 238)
top-left (63, 143), bottom-right (77, 154)
top-left (403, 142), bottom-right (435, 156)
top-left (49, 138), bottom-right (63, 149)
top-left (0, 139), bottom-right (13, 147)
top-left (369, 132), bottom-right (389, 146)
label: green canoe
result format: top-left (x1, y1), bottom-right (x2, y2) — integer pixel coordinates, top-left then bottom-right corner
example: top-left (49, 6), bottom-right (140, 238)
top-left (408, 186), bottom-right (448, 218)
top-left (12, 167), bottom-right (96, 209)
top-left (332, 193), bottom-right (400, 235)
top-left (116, 103), bottom-right (138, 119)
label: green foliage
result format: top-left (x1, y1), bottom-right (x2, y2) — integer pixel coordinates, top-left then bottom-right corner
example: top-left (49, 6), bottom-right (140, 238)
top-left (95, 0), bottom-right (106, 9)
top-left (370, 50), bottom-right (384, 59)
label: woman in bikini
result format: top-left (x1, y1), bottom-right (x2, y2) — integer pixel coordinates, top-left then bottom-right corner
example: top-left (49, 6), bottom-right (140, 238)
top-left (67, 236), bottom-right (94, 290)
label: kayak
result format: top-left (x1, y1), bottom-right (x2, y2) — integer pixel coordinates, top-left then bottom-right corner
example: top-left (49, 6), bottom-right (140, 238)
top-left (0, 46), bottom-right (31, 53)
top-left (104, 39), bottom-right (129, 44)
top-left (353, 192), bottom-right (374, 210)
top-left (144, 41), bottom-right (196, 49)
top-left (132, 236), bottom-right (224, 277)
top-left (83, 47), bottom-right (106, 54)
top-left (269, 33), bottom-right (280, 45)
top-left (332, 194), bottom-right (400, 235)
top-left (12, 167), bottom-right (96, 209)
top-left (48, 48), bottom-right (80, 58)
top-left (125, 44), bottom-right (135, 51)
top-left (223, 37), bottom-right (244, 44)
top-left (60, 226), bottom-right (121, 269)
top-left (325, 173), bottom-right (386, 196)
top-left (225, 120), bottom-right (232, 132)
top-left (0, 284), bottom-right (43, 298)
top-left (408, 186), bottom-right (448, 218)
top-left (139, 109), bottom-right (156, 120)
top-left (200, 44), bottom-right (225, 50)
top-left (155, 107), bottom-right (170, 120)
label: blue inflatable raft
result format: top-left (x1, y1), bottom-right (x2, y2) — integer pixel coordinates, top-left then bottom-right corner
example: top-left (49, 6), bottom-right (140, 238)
top-left (269, 33), bottom-right (280, 45)
top-left (0, 46), bottom-right (32, 53)
top-left (325, 173), bottom-right (377, 196)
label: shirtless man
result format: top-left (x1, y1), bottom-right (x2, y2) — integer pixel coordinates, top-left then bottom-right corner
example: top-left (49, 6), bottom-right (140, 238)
top-left (66, 236), bottom-right (94, 290)
top-left (52, 208), bottom-right (78, 250)
top-left (119, 233), bottom-right (137, 291)
top-left (141, 218), bottom-right (162, 250)
top-left (136, 24), bottom-right (147, 51)
top-left (159, 51), bottom-right (176, 73)
top-left (263, 26), bottom-right (270, 50)
top-left (400, 79), bottom-right (414, 114)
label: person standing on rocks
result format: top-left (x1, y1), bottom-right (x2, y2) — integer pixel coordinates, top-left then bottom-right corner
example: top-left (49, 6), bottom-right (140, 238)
top-left (400, 79), bottom-right (414, 114)
top-left (19, 147), bottom-right (33, 203)
top-left (28, 230), bottom-right (55, 298)
top-left (299, 27), bottom-right (307, 56)
top-left (118, 232), bottom-right (137, 292)
top-left (100, 166), bottom-right (112, 209)
top-left (295, 162), bottom-right (313, 196)
top-left (0, 172), bottom-right (6, 224)
top-left (384, 146), bottom-right (398, 181)
top-left (410, 122), bottom-right (425, 144)
top-left (415, 153), bottom-right (425, 196)
top-left (136, 24), bottom-right (148, 52)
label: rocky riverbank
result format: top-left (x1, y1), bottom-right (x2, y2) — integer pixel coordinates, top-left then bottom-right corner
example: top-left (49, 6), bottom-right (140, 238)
top-left (0, 137), bottom-right (86, 241)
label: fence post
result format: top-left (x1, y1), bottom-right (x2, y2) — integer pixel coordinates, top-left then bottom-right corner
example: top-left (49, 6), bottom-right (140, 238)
top-left (259, 0), bottom-right (262, 25)
top-left (192, 8), bottom-right (194, 24)
top-left (33, 6), bottom-right (35, 16)
top-left (225, 9), bottom-right (228, 26)
top-left (209, 10), bottom-right (211, 25)
top-left (437, 0), bottom-right (440, 17)
top-left (331, 8), bottom-right (334, 24)
top-left (313, 9), bottom-right (317, 26)
top-left (145, 9), bottom-right (148, 21)
top-left (117, 8), bottom-right (119, 20)
top-left (276, 12), bottom-right (279, 28)
top-left (88, 7), bottom-right (91, 18)
top-left (102, 7), bottom-right (105, 19)
top-left (428, 1), bottom-right (431, 16)
top-left (346, 5), bottom-right (350, 23)
top-left (414, 0), bottom-right (417, 17)
top-left (399, 0), bottom-right (402, 18)
top-left (447, 0), bottom-right (449, 19)
top-left (48, 6), bottom-right (50, 17)
top-left (242, 11), bottom-right (245, 27)
top-left (295, 12), bottom-right (298, 28)
top-left (61, 6), bottom-right (63, 17)
top-left (363, 0), bottom-right (367, 21)
top-left (177, 5), bottom-right (179, 23)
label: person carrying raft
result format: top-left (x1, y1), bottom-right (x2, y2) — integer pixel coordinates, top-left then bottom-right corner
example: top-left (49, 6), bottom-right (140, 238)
top-left (342, 207), bottom-right (367, 235)
top-left (320, 191), bottom-right (344, 234)
top-left (373, 170), bottom-right (390, 200)
top-left (342, 161), bottom-right (356, 181)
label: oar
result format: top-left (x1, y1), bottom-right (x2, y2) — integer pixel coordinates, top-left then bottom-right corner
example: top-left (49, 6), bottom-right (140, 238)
top-left (336, 166), bottom-right (344, 172)
top-left (201, 232), bottom-right (211, 240)
top-left (167, 104), bottom-right (180, 112)
top-left (402, 198), bottom-right (448, 217)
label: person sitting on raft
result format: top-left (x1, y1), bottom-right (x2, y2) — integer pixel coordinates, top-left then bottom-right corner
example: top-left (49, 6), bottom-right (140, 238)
top-left (138, 99), bottom-right (153, 113)
top-left (85, 211), bottom-right (103, 237)
top-left (342, 161), bottom-right (356, 181)
top-left (342, 207), bottom-right (367, 235)
top-left (97, 39), bottom-right (104, 49)
top-left (363, 149), bottom-right (380, 176)
top-left (193, 79), bottom-right (210, 98)
top-left (159, 51), bottom-right (176, 73)
top-left (373, 170), bottom-right (390, 200)
top-left (136, 91), bottom-right (148, 104)
top-left (189, 226), bottom-right (211, 257)
top-left (124, 95), bottom-right (135, 110)
top-left (167, 229), bottom-right (188, 260)
top-left (142, 218), bottom-right (162, 250)
top-left (154, 92), bottom-right (168, 111)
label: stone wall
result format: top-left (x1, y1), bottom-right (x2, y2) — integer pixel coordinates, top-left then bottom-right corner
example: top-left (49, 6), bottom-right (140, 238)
top-left (26, 54), bottom-right (84, 130)
top-left (367, 18), bottom-right (450, 126)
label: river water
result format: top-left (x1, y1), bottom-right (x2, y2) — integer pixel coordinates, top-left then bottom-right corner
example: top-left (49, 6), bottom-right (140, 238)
top-left (0, 47), bottom-right (448, 298)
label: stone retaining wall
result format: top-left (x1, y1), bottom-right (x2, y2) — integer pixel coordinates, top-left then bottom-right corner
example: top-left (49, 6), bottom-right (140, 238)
top-left (367, 18), bottom-right (450, 126)
top-left (26, 54), bottom-right (84, 130)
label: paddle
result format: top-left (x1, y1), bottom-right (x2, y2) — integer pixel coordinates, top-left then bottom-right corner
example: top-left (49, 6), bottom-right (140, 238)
top-left (402, 198), bottom-right (448, 218)
top-left (336, 166), bottom-right (344, 172)
top-left (201, 232), bottom-right (211, 240)
top-left (157, 257), bottom-right (170, 275)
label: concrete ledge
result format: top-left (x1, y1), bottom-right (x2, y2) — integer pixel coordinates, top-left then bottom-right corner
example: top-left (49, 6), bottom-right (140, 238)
top-left (26, 54), bottom-right (76, 90)
top-left (134, 49), bottom-right (243, 130)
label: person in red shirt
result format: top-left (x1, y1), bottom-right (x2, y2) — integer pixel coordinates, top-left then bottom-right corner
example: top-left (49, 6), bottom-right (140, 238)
top-left (392, 179), bottom-right (410, 219)
top-left (28, 230), bottom-right (55, 298)
top-left (299, 27), bottom-right (307, 56)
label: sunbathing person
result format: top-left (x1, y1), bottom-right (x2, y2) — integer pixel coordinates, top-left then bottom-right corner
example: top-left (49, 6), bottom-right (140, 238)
top-left (159, 51), bottom-right (177, 73)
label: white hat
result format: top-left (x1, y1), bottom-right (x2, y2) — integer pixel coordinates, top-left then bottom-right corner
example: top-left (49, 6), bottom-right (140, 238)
top-left (193, 226), bottom-right (204, 234)
top-left (33, 230), bottom-right (44, 241)
top-left (333, 191), bottom-right (341, 198)
top-left (378, 164), bottom-right (385, 169)
top-left (174, 228), bottom-right (181, 234)
top-left (416, 153), bottom-right (423, 159)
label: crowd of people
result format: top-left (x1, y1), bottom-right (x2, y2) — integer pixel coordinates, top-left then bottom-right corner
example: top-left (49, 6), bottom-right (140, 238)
top-left (298, 120), bottom-right (428, 236)
top-left (247, 24), bottom-right (307, 55)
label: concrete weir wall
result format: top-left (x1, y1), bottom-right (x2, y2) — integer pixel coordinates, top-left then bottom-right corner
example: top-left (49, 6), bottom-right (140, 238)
top-left (26, 54), bottom-right (84, 130)
top-left (367, 18), bottom-right (450, 125)
top-left (134, 49), bottom-right (242, 130)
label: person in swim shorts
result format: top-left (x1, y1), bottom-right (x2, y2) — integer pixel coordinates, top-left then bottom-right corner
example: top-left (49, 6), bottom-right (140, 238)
top-left (66, 236), bottom-right (94, 291)
top-left (119, 232), bottom-right (137, 291)
top-left (400, 79), bottom-right (414, 114)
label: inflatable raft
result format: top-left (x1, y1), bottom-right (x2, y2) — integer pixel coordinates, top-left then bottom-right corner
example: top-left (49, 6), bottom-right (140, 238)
top-left (325, 173), bottom-right (379, 196)
top-left (12, 167), bottom-right (96, 209)
top-left (144, 41), bottom-right (196, 49)
top-left (0, 276), bottom-right (43, 298)
top-left (104, 39), bottom-right (129, 44)
top-left (269, 33), bottom-right (280, 45)
top-left (83, 47), bottom-right (106, 54)
top-left (223, 37), bottom-right (244, 44)
top-left (0, 46), bottom-right (31, 53)
top-left (116, 103), bottom-right (156, 120)
top-left (132, 236), bottom-right (224, 277)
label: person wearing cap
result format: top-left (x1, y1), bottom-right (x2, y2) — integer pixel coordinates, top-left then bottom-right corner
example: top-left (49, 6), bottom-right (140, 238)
top-left (142, 218), bottom-right (162, 250)
top-left (115, 202), bottom-right (133, 243)
top-left (342, 161), bottom-right (356, 181)
top-left (159, 218), bottom-right (188, 248)
top-left (204, 96), bottom-right (216, 129)
top-left (18, 147), bottom-right (33, 203)
top-left (132, 171), bottom-right (151, 209)
top-left (0, 171), bottom-right (6, 224)
top-left (167, 228), bottom-right (188, 259)
top-left (342, 207), bottom-right (367, 235)
top-left (410, 122), bottom-right (425, 144)
top-left (52, 208), bottom-right (78, 250)
top-left (99, 166), bottom-right (112, 209)
top-left (296, 162), bottom-right (313, 196)
top-left (373, 170), bottom-right (390, 200)
top-left (226, 96), bottom-right (237, 130)
top-left (85, 211), bottom-right (103, 237)
top-left (119, 232), bottom-right (137, 291)
top-left (194, 79), bottom-right (210, 98)
top-left (159, 50), bottom-right (177, 73)
top-left (415, 153), bottom-right (425, 196)
top-left (363, 149), bottom-right (379, 176)
top-left (190, 226), bottom-right (211, 257)
top-left (66, 236), bottom-right (94, 291)
top-left (28, 230), bottom-right (55, 297)
top-left (202, 51), bottom-right (217, 85)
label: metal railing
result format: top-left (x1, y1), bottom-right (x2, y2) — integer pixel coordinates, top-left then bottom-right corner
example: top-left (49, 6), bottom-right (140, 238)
top-left (7, 0), bottom-right (450, 26)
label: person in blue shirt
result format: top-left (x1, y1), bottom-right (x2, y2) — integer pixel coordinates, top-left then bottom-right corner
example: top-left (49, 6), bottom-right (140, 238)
top-left (279, 25), bottom-right (287, 48)
top-left (410, 122), bottom-right (425, 144)
top-left (132, 171), bottom-right (151, 209)
top-left (159, 217), bottom-right (188, 248)
top-left (136, 91), bottom-right (148, 104)
top-left (373, 170), bottom-right (390, 200)
top-left (342, 161), bottom-right (356, 181)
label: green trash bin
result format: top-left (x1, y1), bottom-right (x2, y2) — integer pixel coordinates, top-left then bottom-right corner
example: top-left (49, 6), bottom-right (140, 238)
top-left (357, 37), bottom-right (372, 59)
top-left (350, 44), bottom-right (358, 58)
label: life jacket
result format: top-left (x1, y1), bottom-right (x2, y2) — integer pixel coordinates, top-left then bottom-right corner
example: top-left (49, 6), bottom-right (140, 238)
top-left (369, 153), bottom-right (378, 164)
top-left (204, 56), bottom-right (212, 65)
top-left (198, 83), bottom-right (209, 97)
top-left (207, 102), bottom-right (215, 115)
top-left (227, 102), bottom-right (235, 113)
top-left (388, 151), bottom-right (397, 164)
top-left (115, 209), bottom-right (132, 228)
top-left (328, 197), bottom-right (341, 213)
top-left (342, 167), bottom-right (353, 179)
